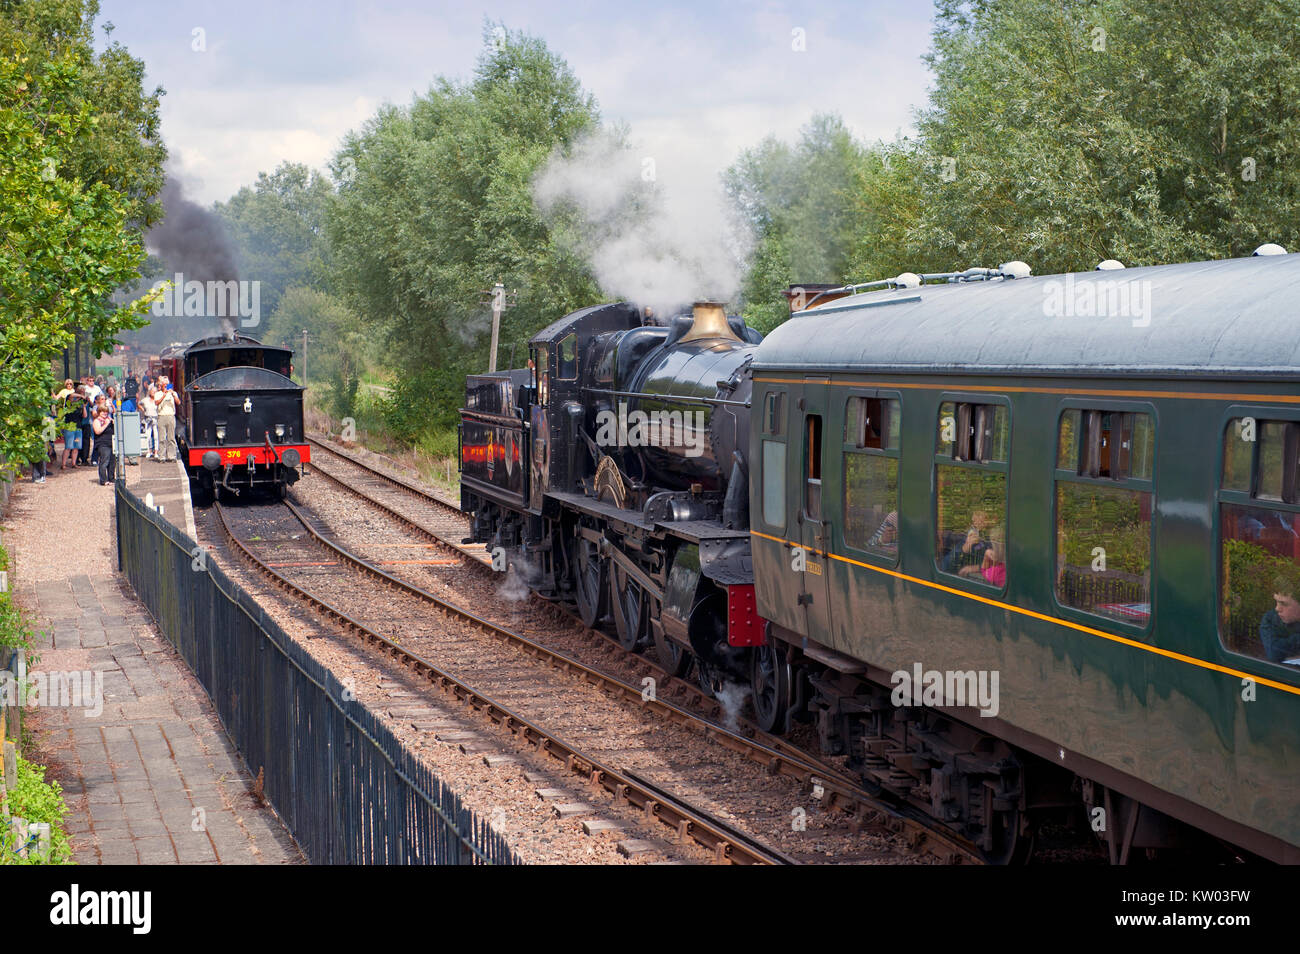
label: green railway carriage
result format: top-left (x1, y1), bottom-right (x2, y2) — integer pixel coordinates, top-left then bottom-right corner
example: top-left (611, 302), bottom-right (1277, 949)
top-left (750, 254), bottom-right (1300, 862)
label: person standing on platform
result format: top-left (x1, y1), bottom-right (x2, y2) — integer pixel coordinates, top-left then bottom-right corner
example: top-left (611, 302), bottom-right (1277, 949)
top-left (140, 387), bottom-right (158, 459)
top-left (57, 382), bottom-right (84, 469)
top-left (156, 386), bottom-right (177, 462)
top-left (79, 389), bottom-right (95, 466)
top-left (91, 405), bottom-right (115, 485)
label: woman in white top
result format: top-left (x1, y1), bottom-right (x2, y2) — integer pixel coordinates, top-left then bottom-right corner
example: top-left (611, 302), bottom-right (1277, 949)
top-left (140, 390), bottom-right (158, 459)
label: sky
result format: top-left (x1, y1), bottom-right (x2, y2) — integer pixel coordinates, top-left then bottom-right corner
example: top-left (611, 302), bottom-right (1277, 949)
top-left (96, 0), bottom-right (938, 206)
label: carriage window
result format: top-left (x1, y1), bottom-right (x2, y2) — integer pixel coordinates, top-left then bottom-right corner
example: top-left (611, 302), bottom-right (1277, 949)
top-left (557, 334), bottom-right (578, 380)
top-left (936, 467), bottom-right (1007, 585)
top-left (1055, 409), bottom-right (1153, 626)
top-left (1065, 410), bottom-right (1154, 481)
top-left (764, 391), bottom-right (786, 436)
top-left (1220, 415), bottom-right (1300, 667)
top-left (845, 396), bottom-right (899, 450)
top-left (805, 414), bottom-right (823, 520)
top-left (762, 440), bottom-right (786, 529)
top-left (1256, 421), bottom-right (1300, 503)
top-left (844, 396), bottom-right (900, 556)
top-left (936, 401), bottom-right (1008, 462)
top-left (935, 398), bottom-right (1008, 586)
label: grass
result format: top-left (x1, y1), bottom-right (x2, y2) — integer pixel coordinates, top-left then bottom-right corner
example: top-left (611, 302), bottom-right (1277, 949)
top-left (305, 390), bottom-right (462, 498)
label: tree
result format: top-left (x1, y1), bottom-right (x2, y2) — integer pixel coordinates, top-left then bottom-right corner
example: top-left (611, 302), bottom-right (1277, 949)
top-left (725, 114), bottom-right (871, 332)
top-left (909, 0), bottom-right (1300, 273)
top-left (0, 0), bottom-right (166, 233)
top-left (214, 162), bottom-right (334, 320)
top-left (326, 22), bottom-right (601, 436)
top-left (265, 287), bottom-right (366, 419)
top-left (0, 2), bottom-right (157, 470)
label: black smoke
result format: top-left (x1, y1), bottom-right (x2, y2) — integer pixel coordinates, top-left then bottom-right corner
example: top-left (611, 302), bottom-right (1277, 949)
top-left (147, 174), bottom-right (239, 284)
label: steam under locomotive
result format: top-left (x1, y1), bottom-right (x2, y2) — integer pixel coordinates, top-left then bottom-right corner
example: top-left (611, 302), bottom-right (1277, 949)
top-left (156, 333), bottom-right (310, 502)
top-left (460, 256), bottom-right (1300, 864)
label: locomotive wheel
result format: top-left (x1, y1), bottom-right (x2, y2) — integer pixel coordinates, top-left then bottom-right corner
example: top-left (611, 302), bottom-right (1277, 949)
top-left (652, 624), bottom-right (692, 677)
top-left (573, 530), bottom-right (607, 629)
top-left (750, 640), bottom-right (792, 734)
top-left (695, 657), bottom-right (721, 698)
top-left (609, 563), bottom-right (651, 652)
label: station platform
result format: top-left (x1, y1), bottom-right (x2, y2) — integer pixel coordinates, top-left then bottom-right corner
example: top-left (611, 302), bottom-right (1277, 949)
top-left (120, 455), bottom-right (197, 540)
top-left (1, 459), bottom-right (300, 864)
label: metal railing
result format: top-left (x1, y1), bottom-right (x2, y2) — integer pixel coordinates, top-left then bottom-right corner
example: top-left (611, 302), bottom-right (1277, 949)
top-left (114, 481), bottom-right (518, 864)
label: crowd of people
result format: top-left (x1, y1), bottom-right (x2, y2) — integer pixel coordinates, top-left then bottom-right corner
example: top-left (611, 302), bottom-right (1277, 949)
top-left (28, 370), bottom-right (179, 486)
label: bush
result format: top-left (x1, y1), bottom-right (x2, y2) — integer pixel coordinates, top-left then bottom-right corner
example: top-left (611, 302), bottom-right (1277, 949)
top-left (1, 757), bottom-right (72, 865)
top-left (0, 543), bottom-right (33, 656)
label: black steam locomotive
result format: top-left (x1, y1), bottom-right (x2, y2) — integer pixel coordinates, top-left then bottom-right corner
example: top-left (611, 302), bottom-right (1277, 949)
top-left (157, 333), bottom-right (310, 503)
top-left (461, 300), bottom-right (765, 689)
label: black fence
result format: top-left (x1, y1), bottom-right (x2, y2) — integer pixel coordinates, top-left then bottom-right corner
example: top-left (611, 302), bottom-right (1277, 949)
top-left (114, 482), bottom-right (518, 865)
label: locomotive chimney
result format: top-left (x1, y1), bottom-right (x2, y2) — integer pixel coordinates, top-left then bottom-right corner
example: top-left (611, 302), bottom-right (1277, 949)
top-left (680, 301), bottom-right (740, 343)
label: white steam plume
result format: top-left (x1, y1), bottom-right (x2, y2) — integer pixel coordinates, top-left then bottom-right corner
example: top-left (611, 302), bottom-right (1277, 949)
top-left (533, 128), bottom-right (752, 315)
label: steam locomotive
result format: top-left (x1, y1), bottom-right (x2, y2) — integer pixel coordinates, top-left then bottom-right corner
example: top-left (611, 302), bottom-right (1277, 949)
top-left (155, 333), bottom-right (310, 503)
top-left (460, 255), bottom-right (1300, 863)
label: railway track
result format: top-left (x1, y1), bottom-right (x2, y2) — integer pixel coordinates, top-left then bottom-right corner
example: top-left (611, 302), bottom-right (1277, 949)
top-left (302, 434), bottom-right (985, 864)
top-left (215, 498), bottom-right (804, 865)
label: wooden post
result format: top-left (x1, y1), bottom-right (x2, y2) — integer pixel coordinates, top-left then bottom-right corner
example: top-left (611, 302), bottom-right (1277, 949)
top-left (488, 283), bottom-right (504, 373)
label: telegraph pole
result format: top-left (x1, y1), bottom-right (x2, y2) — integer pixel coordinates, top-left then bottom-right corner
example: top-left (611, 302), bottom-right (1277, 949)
top-left (301, 330), bottom-right (309, 384)
top-left (480, 282), bottom-right (516, 372)
top-left (488, 283), bottom-right (503, 373)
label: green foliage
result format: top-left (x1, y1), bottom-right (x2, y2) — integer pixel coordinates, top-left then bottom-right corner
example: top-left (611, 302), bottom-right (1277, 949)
top-left (735, 0), bottom-right (1300, 315)
top-left (0, 0), bottom-right (160, 471)
top-left (0, 542), bottom-right (33, 654)
top-left (0, 0), bottom-right (166, 232)
top-left (325, 22), bottom-right (602, 444)
top-left (909, 0), bottom-right (1300, 272)
top-left (1, 757), bottom-right (72, 864)
top-left (725, 114), bottom-right (871, 332)
top-left (1057, 482), bottom-right (1149, 575)
top-left (265, 286), bottom-right (366, 419)
top-left (214, 162), bottom-right (334, 319)
top-left (937, 466), bottom-right (1007, 535)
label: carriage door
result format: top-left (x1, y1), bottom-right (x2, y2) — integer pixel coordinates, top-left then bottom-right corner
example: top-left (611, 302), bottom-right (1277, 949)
top-left (529, 345), bottom-right (551, 511)
top-left (798, 377), bottom-right (834, 638)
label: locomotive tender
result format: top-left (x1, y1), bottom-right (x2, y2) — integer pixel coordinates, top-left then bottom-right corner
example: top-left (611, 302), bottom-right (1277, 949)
top-left (156, 333), bottom-right (310, 502)
top-left (460, 254), bottom-right (1300, 863)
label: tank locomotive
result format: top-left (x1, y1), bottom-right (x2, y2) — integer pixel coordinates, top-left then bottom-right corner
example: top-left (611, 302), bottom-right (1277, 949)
top-left (156, 333), bottom-right (310, 502)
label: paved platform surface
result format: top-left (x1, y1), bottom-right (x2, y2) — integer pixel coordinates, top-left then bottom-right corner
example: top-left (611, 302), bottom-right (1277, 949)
top-left (121, 454), bottom-right (197, 539)
top-left (2, 457), bottom-right (301, 864)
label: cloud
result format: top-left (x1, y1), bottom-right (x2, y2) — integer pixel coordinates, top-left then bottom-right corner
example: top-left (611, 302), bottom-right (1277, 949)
top-left (99, 0), bottom-right (936, 204)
